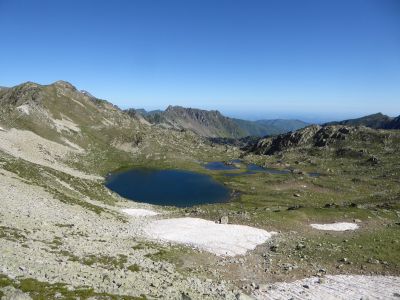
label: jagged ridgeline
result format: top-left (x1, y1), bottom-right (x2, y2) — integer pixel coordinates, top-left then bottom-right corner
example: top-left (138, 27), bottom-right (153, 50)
top-left (0, 81), bottom-right (230, 175)
top-left (129, 106), bottom-right (309, 138)
top-left (0, 80), bottom-right (145, 143)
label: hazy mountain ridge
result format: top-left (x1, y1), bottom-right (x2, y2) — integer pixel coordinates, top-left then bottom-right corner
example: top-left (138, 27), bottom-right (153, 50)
top-left (131, 106), bottom-right (309, 138)
top-left (324, 112), bottom-right (400, 129)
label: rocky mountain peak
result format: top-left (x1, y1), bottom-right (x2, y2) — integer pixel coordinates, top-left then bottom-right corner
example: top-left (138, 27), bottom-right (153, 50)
top-left (52, 80), bottom-right (77, 91)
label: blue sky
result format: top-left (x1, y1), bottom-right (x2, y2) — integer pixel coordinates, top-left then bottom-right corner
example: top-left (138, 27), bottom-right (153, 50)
top-left (0, 0), bottom-right (399, 122)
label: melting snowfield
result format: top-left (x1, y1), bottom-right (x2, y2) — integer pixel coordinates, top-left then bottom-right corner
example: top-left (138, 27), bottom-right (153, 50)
top-left (144, 217), bottom-right (276, 256)
top-left (310, 222), bottom-right (359, 231)
top-left (253, 275), bottom-right (400, 300)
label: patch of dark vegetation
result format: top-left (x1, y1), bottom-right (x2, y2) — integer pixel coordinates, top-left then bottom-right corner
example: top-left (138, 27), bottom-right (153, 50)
top-left (127, 264), bottom-right (141, 272)
top-left (55, 250), bottom-right (80, 262)
top-left (0, 226), bottom-right (26, 242)
top-left (81, 254), bottom-right (128, 270)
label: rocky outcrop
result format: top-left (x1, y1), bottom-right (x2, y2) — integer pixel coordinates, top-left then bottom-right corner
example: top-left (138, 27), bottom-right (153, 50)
top-left (249, 125), bottom-right (356, 155)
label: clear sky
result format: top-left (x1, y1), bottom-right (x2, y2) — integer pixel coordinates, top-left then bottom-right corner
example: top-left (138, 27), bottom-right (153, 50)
top-left (0, 0), bottom-right (399, 122)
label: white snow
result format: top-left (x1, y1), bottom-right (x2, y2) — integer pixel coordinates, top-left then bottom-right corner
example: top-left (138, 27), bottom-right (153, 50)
top-left (121, 208), bottom-right (159, 217)
top-left (144, 217), bottom-right (276, 256)
top-left (310, 222), bottom-right (359, 231)
top-left (252, 275), bottom-right (400, 300)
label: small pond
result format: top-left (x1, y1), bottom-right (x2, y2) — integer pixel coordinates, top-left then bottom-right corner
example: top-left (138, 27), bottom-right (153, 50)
top-left (105, 168), bottom-right (230, 207)
top-left (203, 161), bottom-right (239, 171)
top-left (204, 160), bottom-right (320, 177)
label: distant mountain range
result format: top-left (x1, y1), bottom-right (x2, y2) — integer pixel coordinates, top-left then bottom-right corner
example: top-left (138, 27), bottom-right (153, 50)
top-left (324, 113), bottom-right (400, 129)
top-left (128, 106), bottom-right (309, 138)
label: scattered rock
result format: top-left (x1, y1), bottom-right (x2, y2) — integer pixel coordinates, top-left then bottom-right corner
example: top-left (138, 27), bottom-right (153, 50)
top-left (220, 216), bottom-right (229, 224)
top-left (236, 292), bottom-right (254, 300)
top-left (287, 205), bottom-right (303, 211)
top-left (368, 155), bottom-right (380, 164)
top-left (270, 245), bottom-right (278, 252)
top-left (1, 286), bottom-right (32, 300)
top-left (367, 258), bottom-right (380, 264)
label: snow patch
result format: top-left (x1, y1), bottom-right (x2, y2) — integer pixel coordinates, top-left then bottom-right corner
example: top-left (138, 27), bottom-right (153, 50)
top-left (145, 217), bottom-right (276, 256)
top-left (122, 208), bottom-right (159, 217)
top-left (310, 222), bottom-right (359, 231)
top-left (252, 275), bottom-right (400, 300)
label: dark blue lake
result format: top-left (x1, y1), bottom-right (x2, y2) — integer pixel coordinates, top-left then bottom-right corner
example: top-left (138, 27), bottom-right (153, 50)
top-left (105, 169), bottom-right (230, 207)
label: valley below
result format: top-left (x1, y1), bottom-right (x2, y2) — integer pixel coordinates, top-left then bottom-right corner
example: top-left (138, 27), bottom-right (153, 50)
top-left (0, 81), bottom-right (400, 299)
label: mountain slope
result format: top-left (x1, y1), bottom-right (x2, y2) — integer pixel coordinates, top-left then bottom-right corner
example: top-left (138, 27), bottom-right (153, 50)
top-left (133, 106), bottom-right (308, 138)
top-left (0, 81), bottom-right (231, 176)
top-left (255, 119), bottom-right (309, 133)
top-left (324, 113), bottom-right (397, 129)
top-left (385, 116), bottom-right (400, 129)
top-left (140, 105), bottom-right (246, 138)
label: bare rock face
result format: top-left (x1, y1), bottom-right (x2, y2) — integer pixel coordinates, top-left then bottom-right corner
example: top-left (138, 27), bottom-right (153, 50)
top-left (220, 215), bottom-right (229, 224)
top-left (251, 125), bottom-right (321, 155)
top-left (249, 125), bottom-right (357, 155)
